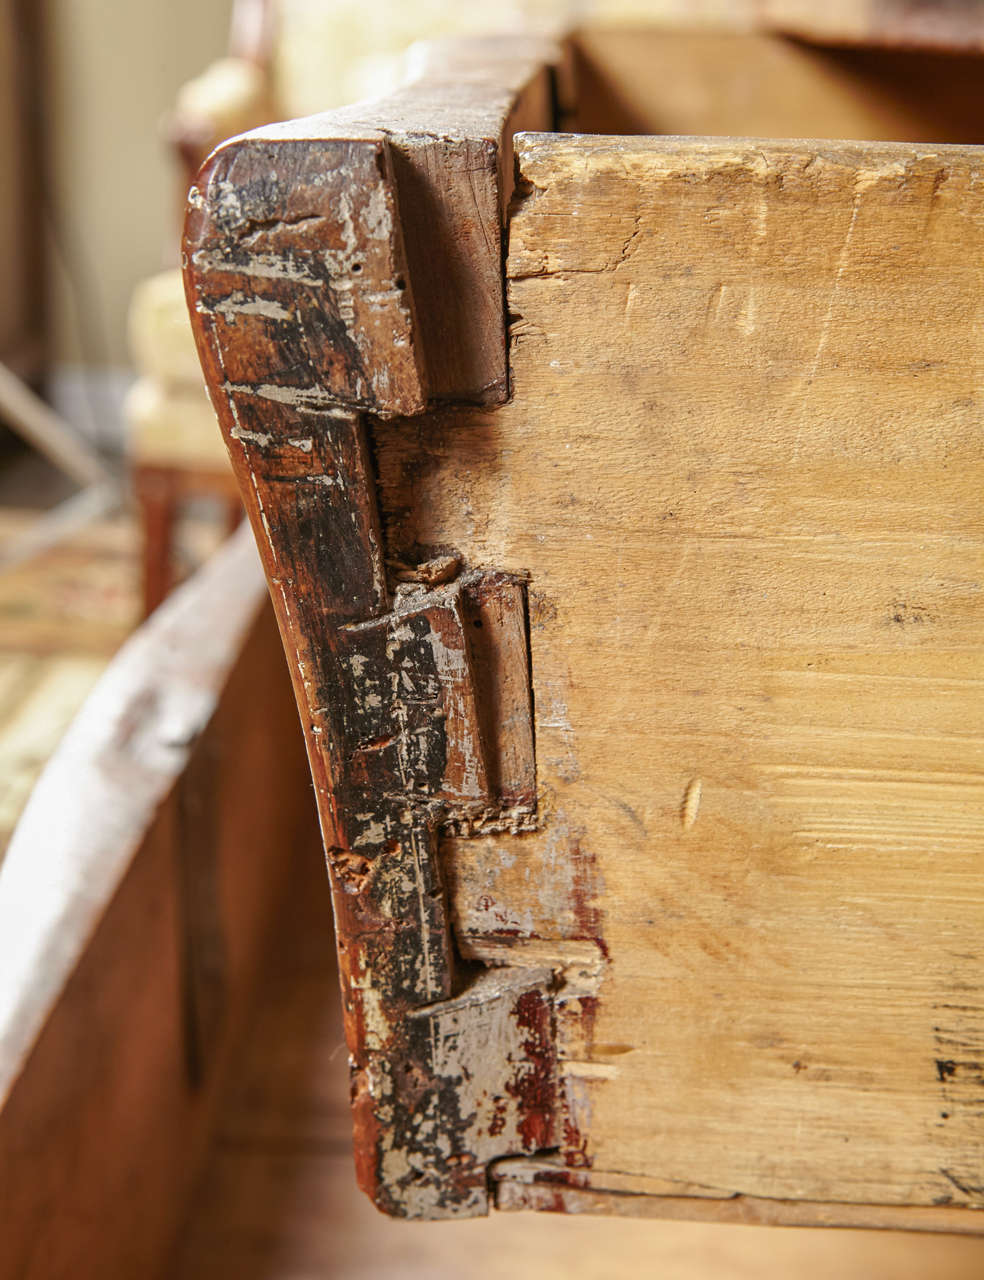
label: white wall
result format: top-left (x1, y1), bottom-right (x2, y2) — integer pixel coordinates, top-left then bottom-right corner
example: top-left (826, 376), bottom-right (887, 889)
top-left (45, 0), bottom-right (234, 369)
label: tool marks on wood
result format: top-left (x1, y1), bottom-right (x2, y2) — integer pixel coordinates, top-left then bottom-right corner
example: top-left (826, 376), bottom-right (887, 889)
top-left (182, 37), bottom-right (610, 1219)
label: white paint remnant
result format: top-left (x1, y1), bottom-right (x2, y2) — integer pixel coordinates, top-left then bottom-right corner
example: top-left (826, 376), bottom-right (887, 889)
top-left (363, 182), bottom-right (393, 241)
top-left (231, 424), bottom-right (273, 447)
top-left (193, 248), bottom-right (320, 286)
top-left (354, 818), bottom-right (387, 848)
top-left (349, 969), bottom-right (391, 1050)
top-left (560, 1060), bottom-right (619, 1080)
top-left (214, 179), bottom-right (245, 222)
top-left (212, 293), bottom-right (291, 322)
top-left (222, 380), bottom-right (335, 410)
top-left (681, 777), bottom-right (702, 830)
top-left (287, 437), bottom-right (313, 452)
top-left (247, 468), bottom-right (274, 554)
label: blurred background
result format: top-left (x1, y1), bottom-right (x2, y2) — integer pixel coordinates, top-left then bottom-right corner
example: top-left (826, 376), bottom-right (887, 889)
top-left (3, 0), bottom-right (234, 445)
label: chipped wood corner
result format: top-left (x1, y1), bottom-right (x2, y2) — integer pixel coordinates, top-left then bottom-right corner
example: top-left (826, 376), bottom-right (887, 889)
top-left (181, 35), bottom-right (600, 1218)
top-left (183, 121), bottom-right (427, 418)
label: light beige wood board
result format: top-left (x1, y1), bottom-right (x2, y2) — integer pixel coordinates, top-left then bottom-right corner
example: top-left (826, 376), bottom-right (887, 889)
top-left (373, 133), bottom-right (984, 1211)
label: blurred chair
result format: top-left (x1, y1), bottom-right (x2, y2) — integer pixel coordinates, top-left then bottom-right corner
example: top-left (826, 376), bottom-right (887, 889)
top-left (126, 269), bottom-right (240, 617)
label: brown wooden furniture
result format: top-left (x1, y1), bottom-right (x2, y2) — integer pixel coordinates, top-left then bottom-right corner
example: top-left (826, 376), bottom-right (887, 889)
top-left (185, 20), bottom-right (984, 1229)
top-left (9, 543), bottom-right (984, 1280)
top-left (131, 460), bottom-right (242, 616)
top-left (0, 527), bottom-right (317, 1277)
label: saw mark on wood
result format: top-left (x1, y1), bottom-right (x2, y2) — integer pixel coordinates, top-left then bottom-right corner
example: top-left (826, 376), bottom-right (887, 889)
top-left (680, 777), bottom-right (703, 830)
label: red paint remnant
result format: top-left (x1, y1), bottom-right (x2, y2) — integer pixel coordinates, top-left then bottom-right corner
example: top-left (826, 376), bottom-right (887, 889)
top-left (488, 1096), bottom-right (508, 1137)
top-left (506, 989), bottom-right (557, 1151)
top-left (350, 1066), bottom-right (382, 1203)
top-left (568, 836), bottom-right (608, 958)
top-left (533, 1166), bottom-right (590, 1190)
top-left (562, 1117), bottom-right (591, 1167)
top-left (539, 1188), bottom-right (570, 1214)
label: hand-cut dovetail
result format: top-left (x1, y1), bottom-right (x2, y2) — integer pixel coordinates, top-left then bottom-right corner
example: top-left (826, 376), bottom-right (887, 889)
top-left (681, 777), bottom-right (702, 830)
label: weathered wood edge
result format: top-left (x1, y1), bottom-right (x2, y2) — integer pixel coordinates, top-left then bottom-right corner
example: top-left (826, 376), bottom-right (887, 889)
top-left (494, 1175), bottom-right (984, 1236)
top-left (183, 35), bottom-right (567, 1219)
top-left (0, 526), bottom-right (266, 1105)
top-left (185, 33), bottom-right (563, 415)
top-left (0, 526), bottom-right (317, 1277)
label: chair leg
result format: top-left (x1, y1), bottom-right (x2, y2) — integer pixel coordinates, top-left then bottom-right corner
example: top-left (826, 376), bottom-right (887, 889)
top-left (224, 494), bottom-right (243, 538)
top-left (136, 467), bottom-right (178, 618)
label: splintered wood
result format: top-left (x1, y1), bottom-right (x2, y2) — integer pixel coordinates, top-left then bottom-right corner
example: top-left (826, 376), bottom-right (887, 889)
top-left (372, 134), bottom-right (984, 1214)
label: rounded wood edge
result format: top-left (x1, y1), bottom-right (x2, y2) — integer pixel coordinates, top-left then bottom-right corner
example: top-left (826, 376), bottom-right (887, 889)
top-left (0, 527), bottom-right (266, 1104)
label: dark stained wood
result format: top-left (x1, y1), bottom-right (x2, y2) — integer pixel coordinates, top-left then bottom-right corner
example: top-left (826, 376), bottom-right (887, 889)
top-left (345, 36), bottom-right (558, 404)
top-left (182, 37), bottom-right (560, 1218)
top-left (134, 464), bottom-right (178, 616)
top-left (185, 34), bottom-right (559, 413)
top-left (187, 131), bottom-right (426, 416)
top-left (183, 36), bottom-right (558, 1219)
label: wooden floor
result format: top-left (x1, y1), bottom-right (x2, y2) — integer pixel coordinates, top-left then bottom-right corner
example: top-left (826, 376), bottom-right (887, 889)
top-left (169, 845), bottom-right (984, 1279)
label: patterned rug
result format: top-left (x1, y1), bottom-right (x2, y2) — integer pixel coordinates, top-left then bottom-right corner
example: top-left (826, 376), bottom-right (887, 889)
top-left (0, 509), bottom-right (139, 862)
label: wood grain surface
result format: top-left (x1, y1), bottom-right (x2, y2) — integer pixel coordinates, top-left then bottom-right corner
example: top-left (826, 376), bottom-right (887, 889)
top-left (570, 28), bottom-right (984, 142)
top-left (186, 26), bottom-right (984, 1229)
top-left (374, 131), bottom-right (984, 1214)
